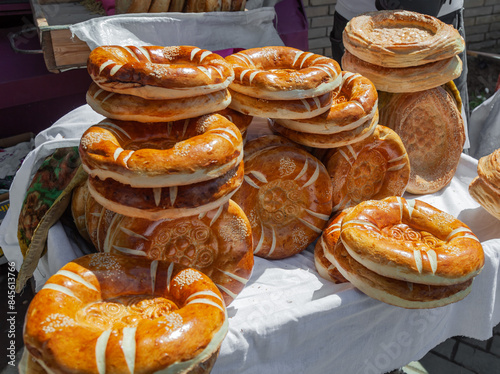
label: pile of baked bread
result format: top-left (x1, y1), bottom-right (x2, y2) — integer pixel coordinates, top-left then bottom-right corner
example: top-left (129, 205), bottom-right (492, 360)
top-left (342, 10), bottom-right (466, 195)
top-left (17, 9), bottom-right (492, 374)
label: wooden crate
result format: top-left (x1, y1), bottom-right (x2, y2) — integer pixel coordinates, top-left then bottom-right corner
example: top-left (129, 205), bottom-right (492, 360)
top-left (30, 0), bottom-right (102, 72)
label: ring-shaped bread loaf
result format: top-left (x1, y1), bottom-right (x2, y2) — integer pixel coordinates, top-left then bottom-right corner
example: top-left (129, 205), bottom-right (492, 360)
top-left (79, 115), bottom-right (243, 188)
top-left (23, 253), bottom-right (228, 374)
top-left (269, 110), bottom-right (379, 148)
top-left (329, 240), bottom-right (474, 309)
top-left (232, 139), bottom-right (333, 259)
top-left (103, 200), bottom-right (254, 305)
top-left (86, 82), bottom-right (231, 122)
top-left (340, 197), bottom-right (484, 286)
top-left (274, 71), bottom-right (378, 134)
top-left (324, 125), bottom-right (410, 212)
top-left (225, 46), bottom-right (342, 100)
top-left (342, 10), bottom-right (465, 68)
top-left (88, 45), bottom-right (235, 100)
top-left (341, 51), bottom-right (462, 93)
top-left (228, 89), bottom-right (333, 119)
top-left (87, 161), bottom-right (244, 220)
top-left (314, 209), bottom-right (351, 284)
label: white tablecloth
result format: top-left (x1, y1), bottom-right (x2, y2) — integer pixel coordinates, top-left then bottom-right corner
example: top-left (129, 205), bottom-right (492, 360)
top-left (1, 105), bottom-right (499, 374)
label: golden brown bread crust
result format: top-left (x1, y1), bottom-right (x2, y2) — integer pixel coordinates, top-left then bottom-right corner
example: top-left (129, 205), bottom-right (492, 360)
top-left (215, 107), bottom-right (253, 139)
top-left (228, 89), bottom-right (333, 119)
top-left (314, 209), bottom-right (351, 284)
top-left (87, 46), bottom-right (234, 100)
top-left (341, 50), bottom-right (462, 93)
top-left (86, 82), bottom-right (231, 122)
top-left (84, 185), bottom-right (115, 251)
top-left (269, 109), bottom-right (379, 148)
top-left (340, 197), bottom-right (484, 286)
top-left (331, 240), bottom-right (473, 309)
top-left (469, 148), bottom-right (500, 220)
top-left (71, 180), bottom-right (91, 243)
top-left (243, 134), bottom-right (303, 162)
top-left (274, 71), bottom-right (377, 134)
top-left (23, 253), bottom-right (228, 374)
top-left (103, 200), bottom-right (254, 305)
top-left (343, 10), bottom-right (465, 68)
top-left (87, 161), bottom-right (244, 220)
top-left (148, 0), bottom-right (171, 12)
top-left (379, 87), bottom-right (465, 194)
top-left (469, 176), bottom-right (500, 220)
top-left (324, 125), bottom-right (410, 212)
top-left (477, 148), bottom-right (500, 189)
top-left (79, 115), bottom-right (243, 188)
top-left (232, 140), bottom-right (333, 259)
top-left (225, 46), bottom-right (342, 100)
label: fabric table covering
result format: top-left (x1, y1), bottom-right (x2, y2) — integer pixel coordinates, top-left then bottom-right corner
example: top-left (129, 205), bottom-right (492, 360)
top-left (1, 105), bottom-right (499, 374)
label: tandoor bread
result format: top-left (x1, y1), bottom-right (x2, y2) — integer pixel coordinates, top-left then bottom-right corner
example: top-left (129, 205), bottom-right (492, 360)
top-left (323, 125), bottom-right (410, 212)
top-left (341, 50), bottom-right (462, 93)
top-left (379, 86), bottom-right (465, 194)
top-left (232, 136), bottom-right (333, 259)
top-left (469, 148), bottom-right (500, 220)
top-left (343, 10), bottom-right (465, 68)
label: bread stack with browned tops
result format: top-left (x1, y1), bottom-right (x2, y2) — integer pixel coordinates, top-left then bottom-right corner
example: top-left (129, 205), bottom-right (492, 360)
top-left (341, 10), bottom-right (466, 195)
top-left (318, 196), bottom-right (484, 309)
top-left (469, 148), bottom-right (500, 220)
top-left (22, 45), bottom-right (261, 374)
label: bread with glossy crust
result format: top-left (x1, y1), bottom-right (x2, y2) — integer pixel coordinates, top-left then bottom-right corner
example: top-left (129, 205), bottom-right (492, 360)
top-left (87, 161), bottom-right (244, 220)
top-left (379, 87), bottom-right (465, 194)
top-left (232, 140), bottom-right (333, 259)
top-left (341, 50), bottom-right (462, 93)
top-left (87, 45), bottom-right (234, 100)
top-left (79, 115), bottom-right (243, 188)
top-left (324, 125), bottom-right (410, 212)
top-left (23, 253), bottom-right (228, 374)
top-left (269, 110), bottom-right (378, 149)
top-left (103, 200), bottom-right (254, 305)
top-left (228, 89), bottom-right (333, 119)
top-left (275, 71), bottom-right (378, 134)
top-left (469, 148), bottom-right (500, 220)
top-left (340, 197), bottom-right (484, 286)
top-left (330, 240), bottom-right (474, 309)
top-left (86, 82), bottom-right (231, 123)
top-left (314, 209), bottom-right (351, 284)
top-left (226, 46), bottom-right (342, 100)
top-left (343, 10), bottom-right (465, 68)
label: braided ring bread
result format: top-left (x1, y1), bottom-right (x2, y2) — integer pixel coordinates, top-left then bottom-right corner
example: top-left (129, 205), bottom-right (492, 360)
top-left (87, 161), bottom-right (244, 220)
top-left (23, 253), bottom-right (228, 374)
top-left (88, 45), bottom-right (234, 100)
top-left (275, 71), bottom-right (378, 134)
top-left (229, 89), bottom-right (333, 119)
top-left (79, 115), bottom-right (243, 188)
top-left (269, 110), bottom-right (379, 148)
top-left (340, 197), bottom-right (484, 286)
top-left (86, 82), bottom-right (231, 122)
top-left (343, 10), bottom-right (465, 68)
top-left (314, 209), bottom-right (350, 284)
top-left (330, 240), bottom-right (473, 309)
top-left (225, 46), bottom-right (342, 100)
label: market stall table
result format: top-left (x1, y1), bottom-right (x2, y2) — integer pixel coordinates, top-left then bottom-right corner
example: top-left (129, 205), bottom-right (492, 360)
top-left (1, 105), bottom-right (499, 374)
